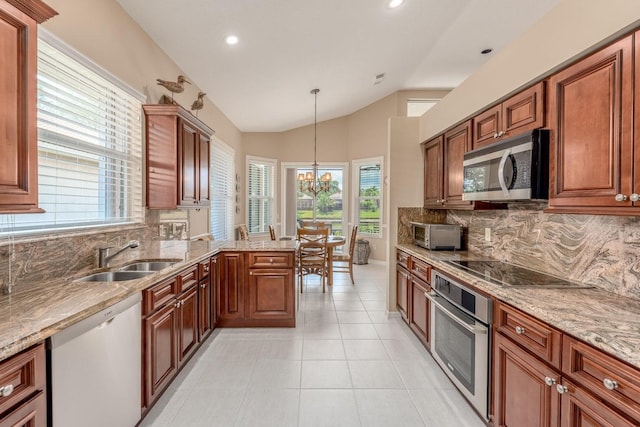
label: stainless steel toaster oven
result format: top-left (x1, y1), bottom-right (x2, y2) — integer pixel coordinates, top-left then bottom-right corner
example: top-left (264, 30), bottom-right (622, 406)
top-left (410, 222), bottom-right (461, 250)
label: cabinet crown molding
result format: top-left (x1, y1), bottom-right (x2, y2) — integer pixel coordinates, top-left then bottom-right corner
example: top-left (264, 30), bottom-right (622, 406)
top-left (5, 0), bottom-right (57, 23)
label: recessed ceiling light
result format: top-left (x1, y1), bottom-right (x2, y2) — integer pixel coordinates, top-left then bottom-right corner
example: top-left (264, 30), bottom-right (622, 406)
top-left (481, 48), bottom-right (493, 55)
top-left (225, 35), bottom-right (239, 46)
top-left (388, 0), bottom-right (405, 8)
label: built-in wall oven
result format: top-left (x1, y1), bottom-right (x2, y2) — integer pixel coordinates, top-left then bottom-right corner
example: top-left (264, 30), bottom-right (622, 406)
top-left (426, 270), bottom-right (492, 420)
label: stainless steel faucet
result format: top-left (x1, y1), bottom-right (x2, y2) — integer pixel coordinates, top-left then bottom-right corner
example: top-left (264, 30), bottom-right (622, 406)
top-left (98, 240), bottom-right (139, 268)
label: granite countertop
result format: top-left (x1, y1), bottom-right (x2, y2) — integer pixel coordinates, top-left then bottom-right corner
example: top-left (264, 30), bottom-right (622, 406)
top-left (397, 243), bottom-right (640, 371)
top-left (0, 239), bottom-right (297, 362)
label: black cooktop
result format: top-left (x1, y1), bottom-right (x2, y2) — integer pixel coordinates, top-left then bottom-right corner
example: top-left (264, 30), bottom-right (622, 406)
top-left (446, 260), bottom-right (593, 289)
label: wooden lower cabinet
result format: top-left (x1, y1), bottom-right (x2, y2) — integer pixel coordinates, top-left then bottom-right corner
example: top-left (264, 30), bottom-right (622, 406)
top-left (560, 379), bottom-right (634, 427)
top-left (493, 332), bottom-right (561, 427)
top-left (0, 343), bottom-right (46, 427)
top-left (144, 302), bottom-right (178, 408)
top-left (218, 252), bottom-right (296, 327)
top-left (409, 276), bottom-right (430, 347)
top-left (177, 285), bottom-right (199, 365)
top-left (396, 264), bottom-right (410, 321)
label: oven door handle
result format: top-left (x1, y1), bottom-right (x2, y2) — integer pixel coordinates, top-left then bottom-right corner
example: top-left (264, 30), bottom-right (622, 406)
top-left (424, 291), bottom-right (488, 335)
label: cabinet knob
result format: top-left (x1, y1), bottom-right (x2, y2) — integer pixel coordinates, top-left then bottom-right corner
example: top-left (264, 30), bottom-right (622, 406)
top-left (498, 130), bottom-right (505, 137)
top-left (631, 193), bottom-right (640, 202)
top-left (269, 258), bottom-right (274, 264)
top-left (0, 384), bottom-right (14, 397)
top-left (493, 133), bottom-right (499, 139)
top-left (515, 326), bottom-right (526, 334)
top-left (615, 194), bottom-right (628, 202)
top-left (249, 271), bottom-right (253, 275)
top-left (544, 377), bottom-right (557, 387)
top-left (556, 384), bottom-right (568, 394)
top-left (603, 378), bottom-right (619, 390)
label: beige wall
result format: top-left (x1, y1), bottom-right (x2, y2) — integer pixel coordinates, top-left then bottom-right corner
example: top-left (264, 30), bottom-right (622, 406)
top-left (420, 0), bottom-right (640, 141)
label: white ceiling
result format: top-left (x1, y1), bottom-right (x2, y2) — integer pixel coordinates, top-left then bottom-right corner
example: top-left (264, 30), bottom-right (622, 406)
top-left (117, 0), bottom-right (559, 132)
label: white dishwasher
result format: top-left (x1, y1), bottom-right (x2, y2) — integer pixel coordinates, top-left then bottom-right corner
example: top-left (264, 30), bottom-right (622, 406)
top-left (49, 292), bottom-right (142, 427)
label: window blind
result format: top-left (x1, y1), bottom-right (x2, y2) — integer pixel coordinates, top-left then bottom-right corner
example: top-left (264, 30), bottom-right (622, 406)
top-left (210, 141), bottom-right (235, 240)
top-left (8, 39), bottom-right (144, 234)
top-left (247, 157), bottom-right (275, 234)
top-left (355, 159), bottom-right (382, 236)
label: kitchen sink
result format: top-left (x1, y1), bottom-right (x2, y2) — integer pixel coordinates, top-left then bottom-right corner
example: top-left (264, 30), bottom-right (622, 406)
top-left (119, 261), bottom-right (178, 272)
top-left (74, 271), bottom-right (154, 282)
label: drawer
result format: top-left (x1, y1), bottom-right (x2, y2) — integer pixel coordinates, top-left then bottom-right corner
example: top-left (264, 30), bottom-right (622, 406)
top-left (410, 258), bottom-right (431, 283)
top-left (178, 265), bottom-right (199, 292)
top-left (198, 258), bottom-right (211, 280)
top-left (143, 276), bottom-right (179, 315)
top-left (0, 389), bottom-right (46, 427)
top-left (495, 301), bottom-right (562, 368)
top-left (563, 336), bottom-right (640, 421)
top-left (0, 343), bottom-right (45, 418)
top-left (248, 252), bottom-right (294, 268)
top-left (396, 250), bottom-right (410, 269)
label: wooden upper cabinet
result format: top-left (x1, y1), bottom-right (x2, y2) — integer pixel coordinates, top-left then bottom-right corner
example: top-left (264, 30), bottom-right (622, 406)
top-left (0, 0), bottom-right (56, 213)
top-left (143, 104), bottom-right (214, 209)
top-left (443, 120), bottom-right (473, 209)
top-left (547, 35), bottom-right (635, 214)
top-left (473, 82), bottom-right (545, 149)
top-left (422, 135), bottom-right (443, 208)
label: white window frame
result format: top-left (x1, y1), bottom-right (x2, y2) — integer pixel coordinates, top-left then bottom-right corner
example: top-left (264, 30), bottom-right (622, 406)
top-left (352, 156), bottom-right (383, 238)
top-left (246, 155), bottom-right (276, 237)
top-left (4, 29), bottom-right (145, 236)
top-left (210, 137), bottom-right (235, 241)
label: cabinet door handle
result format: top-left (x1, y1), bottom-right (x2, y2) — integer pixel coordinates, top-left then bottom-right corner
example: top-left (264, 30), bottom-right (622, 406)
top-left (494, 133), bottom-right (499, 139)
top-left (269, 258), bottom-right (274, 264)
top-left (0, 384), bottom-right (14, 397)
top-left (498, 130), bottom-right (505, 137)
top-left (544, 377), bottom-right (557, 386)
top-left (631, 193), bottom-right (639, 202)
top-left (615, 194), bottom-right (628, 202)
top-left (515, 326), bottom-right (526, 335)
top-left (556, 384), bottom-right (568, 394)
top-left (249, 271), bottom-right (253, 275)
top-left (603, 378), bottom-right (619, 390)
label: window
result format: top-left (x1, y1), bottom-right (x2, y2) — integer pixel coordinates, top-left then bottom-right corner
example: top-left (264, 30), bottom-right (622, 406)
top-left (247, 156), bottom-right (275, 234)
top-left (407, 99), bottom-right (439, 117)
top-left (7, 33), bottom-right (144, 235)
top-left (210, 140), bottom-right (235, 240)
top-left (353, 157), bottom-right (383, 237)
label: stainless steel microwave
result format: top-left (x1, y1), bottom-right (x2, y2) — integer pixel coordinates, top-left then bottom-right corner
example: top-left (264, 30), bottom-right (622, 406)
top-left (410, 222), bottom-right (461, 250)
top-left (462, 129), bottom-right (549, 201)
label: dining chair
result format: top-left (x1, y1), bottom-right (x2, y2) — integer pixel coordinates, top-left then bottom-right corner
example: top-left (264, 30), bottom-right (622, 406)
top-left (332, 225), bottom-right (358, 285)
top-left (300, 220), bottom-right (325, 229)
top-left (297, 227), bottom-right (329, 293)
top-left (269, 224), bottom-right (276, 240)
top-left (238, 224), bottom-right (250, 241)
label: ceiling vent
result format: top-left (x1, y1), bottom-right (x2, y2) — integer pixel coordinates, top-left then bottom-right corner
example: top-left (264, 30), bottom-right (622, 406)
top-left (373, 73), bottom-right (386, 85)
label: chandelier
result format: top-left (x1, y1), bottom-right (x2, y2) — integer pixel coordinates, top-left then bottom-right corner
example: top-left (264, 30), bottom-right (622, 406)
top-left (297, 88), bottom-right (332, 195)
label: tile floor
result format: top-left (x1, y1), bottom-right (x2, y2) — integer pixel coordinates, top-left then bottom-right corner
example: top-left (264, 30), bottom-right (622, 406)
top-left (140, 263), bottom-right (485, 427)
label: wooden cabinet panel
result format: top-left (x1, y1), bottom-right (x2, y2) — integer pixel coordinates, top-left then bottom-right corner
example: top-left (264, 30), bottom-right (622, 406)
top-left (502, 82), bottom-right (544, 138)
top-left (0, 343), bottom-right (45, 419)
top-left (495, 302), bottom-right (562, 368)
top-left (443, 120), bottom-right (473, 209)
top-left (198, 134), bottom-right (210, 204)
top-left (211, 255), bottom-right (219, 327)
top-left (473, 105), bottom-right (501, 149)
top-left (247, 252), bottom-right (294, 269)
top-left (0, 389), bottom-right (45, 427)
top-left (0, 0), bottom-right (56, 213)
top-left (178, 121), bottom-right (198, 206)
top-left (409, 276), bottom-right (430, 347)
top-left (562, 337), bottom-right (640, 422)
top-left (143, 276), bottom-right (179, 316)
top-left (559, 379), bottom-right (637, 427)
top-left (410, 258), bottom-right (431, 283)
top-left (493, 332), bottom-right (561, 427)
top-left (423, 136), bottom-right (443, 207)
top-left (144, 302), bottom-right (178, 407)
top-left (198, 273), bottom-right (213, 340)
top-left (473, 82), bottom-right (544, 150)
top-left (177, 286), bottom-right (198, 365)
top-left (396, 264), bottom-right (410, 321)
top-left (396, 250), bottom-right (410, 270)
top-left (247, 269), bottom-right (294, 322)
top-left (548, 35), bottom-right (634, 213)
top-left (143, 104), bottom-right (214, 209)
top-left (178, 264), bottom-right (198, 293)
top-left (218, 253), bottom-right (245, 321)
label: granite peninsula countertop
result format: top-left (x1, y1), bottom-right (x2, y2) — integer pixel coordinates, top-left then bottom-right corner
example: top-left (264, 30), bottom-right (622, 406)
top-left (397, 243), bottom-right (640, 371)
top-left (0, 239), bottom-right (297, 362)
